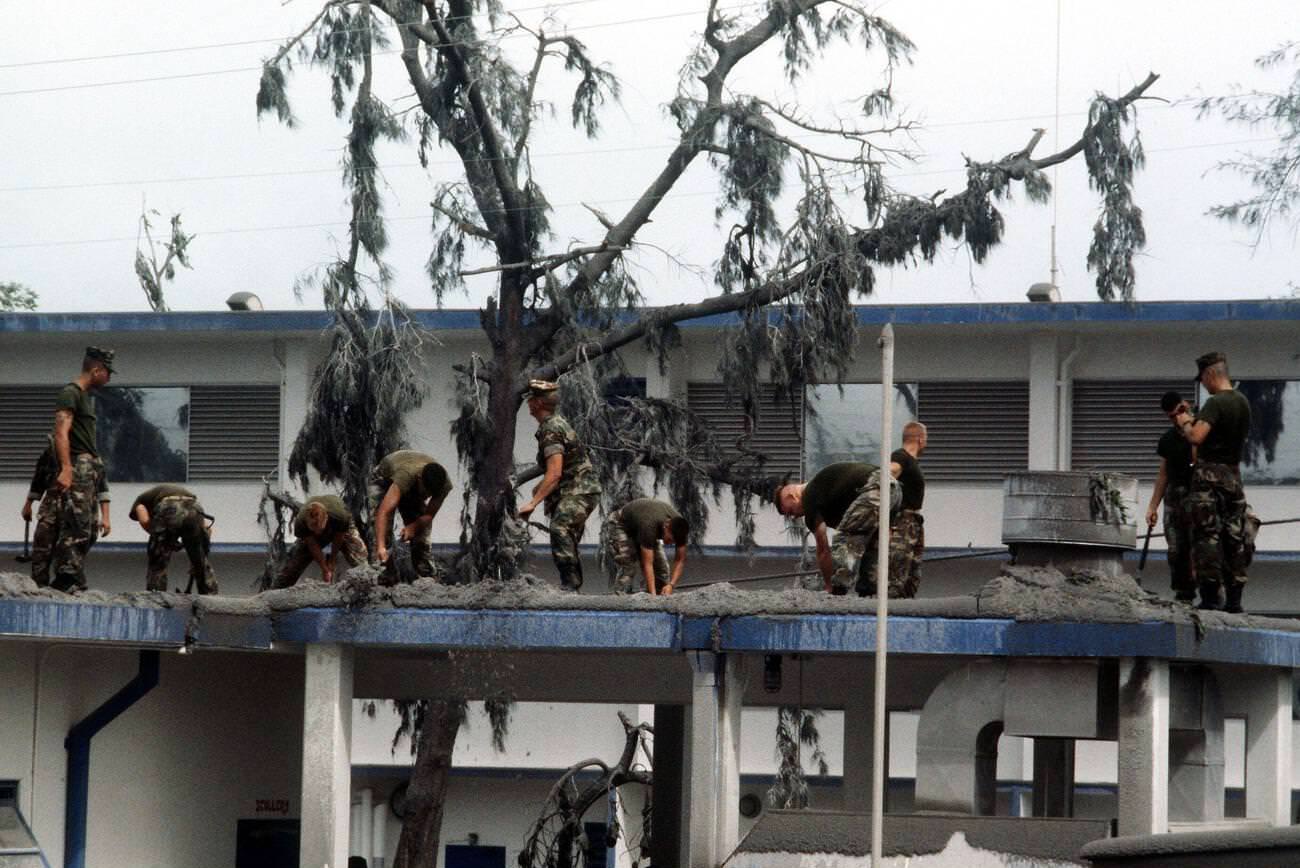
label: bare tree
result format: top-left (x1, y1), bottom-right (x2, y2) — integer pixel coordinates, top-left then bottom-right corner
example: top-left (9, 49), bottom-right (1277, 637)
top-left (519, 712), bottom-right (653, 868)
top-left (133, 204), bottom-right (194, 312)
top-left (259, 1), bottom-right (1157, 863)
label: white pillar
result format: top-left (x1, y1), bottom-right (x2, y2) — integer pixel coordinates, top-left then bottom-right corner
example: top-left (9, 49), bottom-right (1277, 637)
top-left (687, 652), bottom-right (746, 868)
top-left (1117, 658), bottom-right (1169, 836)
top-left (1222, 668), bottom-right (1293, 826)
top-left (301, 644), bottom-right (354, 868)
top-left (841, 683), bottom-right (874, 813)
top-left (1027, 333), bottom-right (1059, 471)
top-left (371, 800), bottom-right (388, 868)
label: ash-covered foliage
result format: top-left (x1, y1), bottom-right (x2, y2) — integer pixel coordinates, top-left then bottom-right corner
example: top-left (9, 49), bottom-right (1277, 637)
top-left (1084, 96), bottom-right (1146, 301)
top-left (768, 705), bottom-right (829, 809)
top-left (1199, 41), bottom-right (1300, 241)
top-left (133, 208), bottom-right (194, 313)
top-left (254, 484), bottom-right (300, 591)
top-left (0, 281), bottom-right (38, 311)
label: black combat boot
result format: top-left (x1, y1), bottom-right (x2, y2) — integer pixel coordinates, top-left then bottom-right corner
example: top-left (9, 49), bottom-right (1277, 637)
top-left (557, 563), bottom-right (583, 593)
top-left (1197, 582), bottom-right (1223, 611)
top-left (1224, 583), bottom-right (1245, 614)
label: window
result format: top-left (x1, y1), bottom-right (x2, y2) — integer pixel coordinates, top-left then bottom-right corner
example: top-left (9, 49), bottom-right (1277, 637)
top-left (805, 383), bottom-right (918, 471)
top-left (0, 384), bottom-right (279, 483)
top-left (1205, 380), bottom-right (1300, 485)
top-left (602, 376), bottom-right (647, 403)
top-left (686, 383), bottom-right (803, 478)
top-left (916, 381), bottom-right (1030, 482)
top-left (1071, 380), bottom-right (1186, 479)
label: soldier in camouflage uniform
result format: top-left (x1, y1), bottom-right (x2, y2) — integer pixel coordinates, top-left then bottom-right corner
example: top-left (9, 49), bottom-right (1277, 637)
top-left (1173, 352), bottom-right (1253, 613)
top-left (1145, 391), bottom-right (1197, 601)
top-left (776, 461), bottom-right (901, 595)
top-left (371, 451), bottom-right (453, 581)
top-left (604, 498), bottom-right (689, 595)
top-left (25, 436), bottom-right (111, 586)
top-left (273, 494), bottom-right (369, 588)
top-left (44, 346), bottom-right (115, 591)
top-left (858, 422), bottom-right (928, 599)
top-left (518, 380), bottom-right (601, 591)
top-left (129, 484), bottom-right (218, 594)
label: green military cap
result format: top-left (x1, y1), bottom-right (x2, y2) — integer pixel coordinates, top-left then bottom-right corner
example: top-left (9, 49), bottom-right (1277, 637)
top-left (527, 378), bottom-right (559, 397)
top-left (1195, 351), bottom-right (1226, 377)
top-left (84, 346), bottom-right (116, 373)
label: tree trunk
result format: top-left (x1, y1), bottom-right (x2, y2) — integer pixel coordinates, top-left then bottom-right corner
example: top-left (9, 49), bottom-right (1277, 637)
top-left (393, 701), bottom-right (463, 868)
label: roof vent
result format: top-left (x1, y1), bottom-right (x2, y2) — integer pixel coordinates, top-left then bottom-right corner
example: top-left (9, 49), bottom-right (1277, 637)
top-left (226, 292), bottom-right (264, 311)
top-left (1026, 282), bottom-right (1060, 303)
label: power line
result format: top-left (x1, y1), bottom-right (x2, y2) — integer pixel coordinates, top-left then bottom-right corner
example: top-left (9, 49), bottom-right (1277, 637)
top-left (0, 0), bottom-right (612, 70)
top-left (0, 3), bottom-right (768, 98)
top-left (0, 134), bottom-right (1277, 251)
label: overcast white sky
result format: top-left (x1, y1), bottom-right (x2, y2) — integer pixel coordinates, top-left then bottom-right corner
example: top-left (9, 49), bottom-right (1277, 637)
top-left (2, 0), bottom-right (1298, 313)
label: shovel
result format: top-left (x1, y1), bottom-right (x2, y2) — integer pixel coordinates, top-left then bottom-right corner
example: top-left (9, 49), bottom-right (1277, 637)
top-left (15, 519), bottom-right (31, 564)
top-left (1135, 525), bottom-right (1153, 583)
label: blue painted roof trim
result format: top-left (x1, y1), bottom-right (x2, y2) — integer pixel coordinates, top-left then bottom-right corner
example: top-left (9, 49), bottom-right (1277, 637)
top-left (272, 606), bottom-right (683, 650)
top-left (3, 300), bottom-right (1297, 335)
top-left (5, 597), bottom-right (1300, 666)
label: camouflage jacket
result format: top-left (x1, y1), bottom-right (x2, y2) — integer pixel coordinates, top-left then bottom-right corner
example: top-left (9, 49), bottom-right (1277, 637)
top-left (536, 413), bottom-right (601, 504)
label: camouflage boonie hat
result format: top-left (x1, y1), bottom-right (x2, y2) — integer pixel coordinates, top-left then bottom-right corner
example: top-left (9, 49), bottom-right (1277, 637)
top-left (84, 346), bottom-right (115, 373)
top-left (527, 379), bottom-right (559, 397)
top-left (1195, 351), bottom-right (1226, 378)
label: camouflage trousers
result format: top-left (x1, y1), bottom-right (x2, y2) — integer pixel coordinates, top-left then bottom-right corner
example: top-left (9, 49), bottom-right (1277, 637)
top-left (146, 495), bottom-right (218, 594)
top-left (32, 453), bottom-right (102, 591)
top-left (604, 508), bottom-right (668, 594)
top-left (1162, 482), bottom-right (1195, 597)
top-left (273, 525), bottom-right (369, 589)
top-left (856, 510), bottom-right (924, 599)
top-left (1186, 462), bottom-right (1251, 594)
top-left (828, 469), bottom-right (901, 594)
top-left (547, 491), bottom-right (599, 586)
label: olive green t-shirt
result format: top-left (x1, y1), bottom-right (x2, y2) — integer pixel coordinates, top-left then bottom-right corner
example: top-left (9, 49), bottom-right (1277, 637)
top-left (294, 494), bottom-right (354, 539)
top-left (132, 484), bottom-right (195, 516)
top-left (378, 451), bottom-right (451, 510)
top-left (801, 462), bottom-right (877, 531)
top-left (55, 382), bottom-right (97, 456)
top-left (620, 498), bottom-right (682, 549)
top-left (1197, 389), bottom-right (1251, 465)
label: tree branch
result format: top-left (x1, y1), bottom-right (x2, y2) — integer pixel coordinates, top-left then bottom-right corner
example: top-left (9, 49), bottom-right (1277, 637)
top-left (459, 243), bottom-right (626, 276)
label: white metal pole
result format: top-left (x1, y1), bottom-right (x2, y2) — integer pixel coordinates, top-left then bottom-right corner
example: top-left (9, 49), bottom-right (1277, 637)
top-left (872, 323), bottom-right (894, 864)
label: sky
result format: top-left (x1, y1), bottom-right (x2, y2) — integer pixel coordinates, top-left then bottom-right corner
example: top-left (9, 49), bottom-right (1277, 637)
top-left (2, 0), bottom-right (1299, 313)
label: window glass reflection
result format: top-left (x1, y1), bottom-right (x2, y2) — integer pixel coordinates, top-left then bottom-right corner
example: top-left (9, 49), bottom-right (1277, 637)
top-left (804, 383), bottom-right (918, 472)
top-left (97, 387), bottom-right (189, 482)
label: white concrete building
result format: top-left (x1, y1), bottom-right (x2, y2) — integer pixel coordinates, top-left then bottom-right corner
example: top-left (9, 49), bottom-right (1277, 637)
top-left (2, 299), bottom-right (1299, 868)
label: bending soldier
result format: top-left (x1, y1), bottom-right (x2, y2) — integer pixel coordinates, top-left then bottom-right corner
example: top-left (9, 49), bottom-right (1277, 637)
top-left (776, 461), bottom-right (900, 595)
top-left (371, 450), bottom-right (452, 579)
top-left (605, 498), bottom-right (689, 595)
top-left (40, 346), bottom-right (114, 591)
top-left (130, 484), bottom-right (217, 594)
top-left (518, 380), bottom-right (601, 592)
top-left (273, 495), bottom-right (368, 588)
top-left (1174, 352), bottom-right (1252, 612)
top-left (869, 421), bottom-right (927, 599)
top-left (1146, 391), bottom-right (1196, 602)
top-left (26, 436), bottom-right (110, 586)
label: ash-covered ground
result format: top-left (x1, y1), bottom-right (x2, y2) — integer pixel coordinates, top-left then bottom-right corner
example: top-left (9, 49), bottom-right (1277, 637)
top-left (1, 565), bottom-right (1293, 631)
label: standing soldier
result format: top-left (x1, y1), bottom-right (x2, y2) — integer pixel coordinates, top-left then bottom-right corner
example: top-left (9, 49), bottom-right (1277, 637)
top-left (41, 347), bottom-right (114, 591)
top-left (371, 450), bottom-right (452, 580)
top-left (870, 421), bottom-right (927, 599)
top-left (1145, 391), bottom-right (1197, 602)
top-left (518, 380), bottom-right (601, 592)
top-left (273, 495), bottom-right (369, 588)
top-left (1174, 352), bottom-right (1252, 612)
top-left (25, 436), bottom-right (111, 586)
top-left (604, 497), bottom-right (690, 595)
top-left (775, 461), bottom-right (900, 595)
top-left (129, 483), bottom-right (218, 594)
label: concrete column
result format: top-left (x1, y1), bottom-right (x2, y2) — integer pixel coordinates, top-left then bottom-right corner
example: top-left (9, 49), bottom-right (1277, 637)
top-left (651, 705), bottom-right (685, 868)
top-left (301, 644), bottom-right (354, 868)
top-left (687, 652), bottom-right (746, 868)
top-left (1027, 333), bottom-right (1059, 471)
top-left (841, 682), bottom-right (874, 812)
top-left (1032, 738), bottom-right (1076, 817)
top-left (1220, 668), bottom-right (1293, 826)
top-left (1117, 658), bottom-right (1169, 836)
